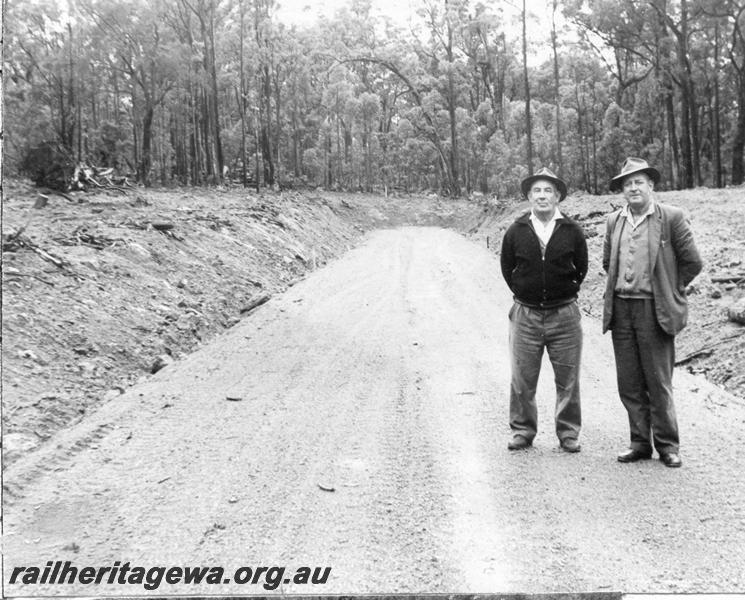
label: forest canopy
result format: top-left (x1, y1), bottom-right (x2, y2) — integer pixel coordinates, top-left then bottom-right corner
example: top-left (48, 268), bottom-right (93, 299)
top-left (4, 0), bottom-right (745, 197)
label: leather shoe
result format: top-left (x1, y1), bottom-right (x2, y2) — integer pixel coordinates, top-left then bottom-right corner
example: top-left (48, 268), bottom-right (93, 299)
top-left (617, 448), bottom-right (652, 463)
top-left (560, 438), bottom-right (581, 453)
top-left (507, 435), bottom-right (531, 450)
top-left (660, 452), bottom-right (683, 468)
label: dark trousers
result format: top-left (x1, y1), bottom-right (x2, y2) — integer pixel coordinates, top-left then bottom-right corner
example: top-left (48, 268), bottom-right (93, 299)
top-left (611, 296), bottom-right (679, 454)
top-left (508, 301), bottom-right (582, 442)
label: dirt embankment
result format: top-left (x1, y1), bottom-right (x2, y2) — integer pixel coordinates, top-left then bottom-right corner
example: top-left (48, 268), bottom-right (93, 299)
top-left (473, 187), bottom-right (745, 400)
top-left (1, 181), bottom-right (483, 463)
top-left (3, 181), bottom-right (743, 465)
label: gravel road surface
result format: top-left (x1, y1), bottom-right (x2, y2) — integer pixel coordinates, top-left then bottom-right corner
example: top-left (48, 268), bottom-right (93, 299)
top-left (4, 227), bottom-right (744, 595)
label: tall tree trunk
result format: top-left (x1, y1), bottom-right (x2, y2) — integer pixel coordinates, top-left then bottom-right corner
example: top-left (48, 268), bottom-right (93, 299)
top-left (253, 0), bottom-right (275, 186)
top-left (190, 83), bottom-right (201, 185)
top-left (171, 111), bottom-right (187, 184)
top-left (159, 108), bottom-right (167, 184)
top-left (733, 74), bottom-right (745, 185)
top-left (238, 0), bottom-right (248, 187)
top-left (727, 3), bottom-right (745, 185)
top-left (690, 86), bottom-right (702, 186)
top-left (235, 87), bottom-right (247, 185)
top-left (206, 1), bottom-right (224, 179)
top-left (575, 86), bottom-right (589, 191)
top-left (188, 0), bottom-right (223, 182)
top-left (665, 90), bottom-right (681, 189)
top-left (58, 23), bottom-right (75, 152)
top-left (677, 0), bottom-right (694, 188)
top-left (261, 68), bottom-right (275, 185)
top-left (67, 22), bottom-right (77, 155)
top-left (324, 130), bottom-right (332, 188)
top-left (447, 85), bottom-right (459, 195)
top-left (342, 118), bottom-right (352, 163)
top-left (253, 108), bottom-right (260, 191)
top-left (363, 119), bottom-right (371, 192)
top-left (551, 0), bottom-right (563, 174)
top-left (335, 95), bottom-right (341, 187)
top-left (679, 84), bottom-right (694, 188)
top-left (273, 65), bottom-right (282, 186)
top-left (681, 0), bottom-right (702, 186)
top-left (713, 21), bottom-right (723, 188)
top-left (131, 87), bottom-right (140, 175)
top-left (77, 90), bottom-right (83, 162)
top-left (590, 85), bottom-right (598, 193)
top-left (445, 5), bottom-right (460, 197)
top-left (522, 0), bottom-right (534, 175)
top-left (139, 105), bottom-right (154, 186)
top-left (292, 80), bottom-right (301, 178)
top-left (201, 87), bottom-right (216, 181)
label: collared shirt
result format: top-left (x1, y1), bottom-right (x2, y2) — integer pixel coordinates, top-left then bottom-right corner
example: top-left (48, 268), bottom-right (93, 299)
top-left (529, 209), bottom-right (563, 248)
top-left (620, 200), bottom-right (655, 230)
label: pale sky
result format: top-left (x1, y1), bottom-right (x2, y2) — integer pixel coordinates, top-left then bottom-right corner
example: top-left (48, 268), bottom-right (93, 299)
top-left (273, 0), bottom-right (548, 29)
top-left (274, 0), bottom-right (567, 62)
top-left (274, 0), bottom-right (420, 28)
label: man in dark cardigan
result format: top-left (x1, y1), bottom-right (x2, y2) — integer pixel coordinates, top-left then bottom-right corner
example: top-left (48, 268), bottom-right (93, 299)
top-left (603, 157), bottom-right (703, 468)
top-left (500, 168), bottom-right (588, 452)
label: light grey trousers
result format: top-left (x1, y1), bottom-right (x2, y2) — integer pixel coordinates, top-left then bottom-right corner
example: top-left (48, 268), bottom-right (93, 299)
top-left (508, 301), bottom-right (583, 442)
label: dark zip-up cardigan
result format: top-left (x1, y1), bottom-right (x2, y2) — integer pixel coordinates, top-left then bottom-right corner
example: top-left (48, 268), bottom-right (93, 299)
top-left (500, 212), bottom-right (588, 308)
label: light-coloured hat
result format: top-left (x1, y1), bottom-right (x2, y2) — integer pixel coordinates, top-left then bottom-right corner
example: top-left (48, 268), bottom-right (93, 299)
top-left (521, 167), bottom-right (568, 202)
top-left (610, 157), bottom-right (660, 191)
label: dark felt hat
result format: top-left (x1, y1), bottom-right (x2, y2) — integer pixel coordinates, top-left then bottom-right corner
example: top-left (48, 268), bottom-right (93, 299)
top-left (521, 167), bottom-right (568, 201)
top-left (609, 157), bottom-right (661, 192)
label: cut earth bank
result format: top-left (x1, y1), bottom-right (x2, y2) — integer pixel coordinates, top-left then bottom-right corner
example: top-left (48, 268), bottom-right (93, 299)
top-left (2, 179), bottom-right (744, 464)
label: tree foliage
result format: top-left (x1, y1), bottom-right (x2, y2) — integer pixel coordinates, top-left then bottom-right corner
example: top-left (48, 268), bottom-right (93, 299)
top-left (5, 0), bottom-right (744, 194)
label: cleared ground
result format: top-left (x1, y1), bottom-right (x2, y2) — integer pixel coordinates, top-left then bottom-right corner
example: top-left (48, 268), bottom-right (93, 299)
top-left (4, 227), bottom-right (744, 595)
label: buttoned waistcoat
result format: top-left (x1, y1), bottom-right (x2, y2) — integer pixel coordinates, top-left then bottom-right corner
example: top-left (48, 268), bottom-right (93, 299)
top-left (602, 202), bottom-right (703, 336)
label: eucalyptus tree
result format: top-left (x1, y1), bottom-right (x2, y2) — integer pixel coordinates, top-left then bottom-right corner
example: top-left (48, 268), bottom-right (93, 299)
top-left (5, 0), bottom-right (88, 160)
top-left (551, 0), bottom-right (564, 174)
top-left (459, 2), bottom-right (514, 192)
top-left (703, 0), bottom-right (745, 184)
top-left (322, 0), bottom-right (413, 191)
top-left (330, 6), bottom-right (463, 195)
top-left (81, 0), bottom-right (181, 185)
top-left (521, 0), bottom-right (533, 175)
top-left (416, 0), bottom-right (472, 195)
top-left (565, 0), bottom-right (701, 188)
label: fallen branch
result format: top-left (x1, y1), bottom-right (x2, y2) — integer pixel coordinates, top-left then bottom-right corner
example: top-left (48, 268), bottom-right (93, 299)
top-left (3, 271), bottom-right (56, 286)
top-left (571, 210), bottom-right (607, 224)
top-left (119, 220), bottom-right (182, 240)
top-left (711, 273), bottom-right (745, 284)
top-left (53, 226), bottom-right (124, 250)
top-left (108, 175), bottom-right (134, 188)
top-left (70, 162), bottom-right (134, 193)
top-left (675, 348), bottom-right (714, 365)
top-left (28, 243), bottom-right (68, 269)
top-left (2, 230), bottom-right (70, 269)
top-left (675, 330), bottom-right (745, 366)
top-left (101, 185), bottom-right (130, 194)
top-left (55, 191), bottom-right (75, 202)
top-left (151, 222), bottom-right (175, 231)
top-left (2, 227), bottom-right (28, 250)
top-left (239, 294), bottom-right (271, 314)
